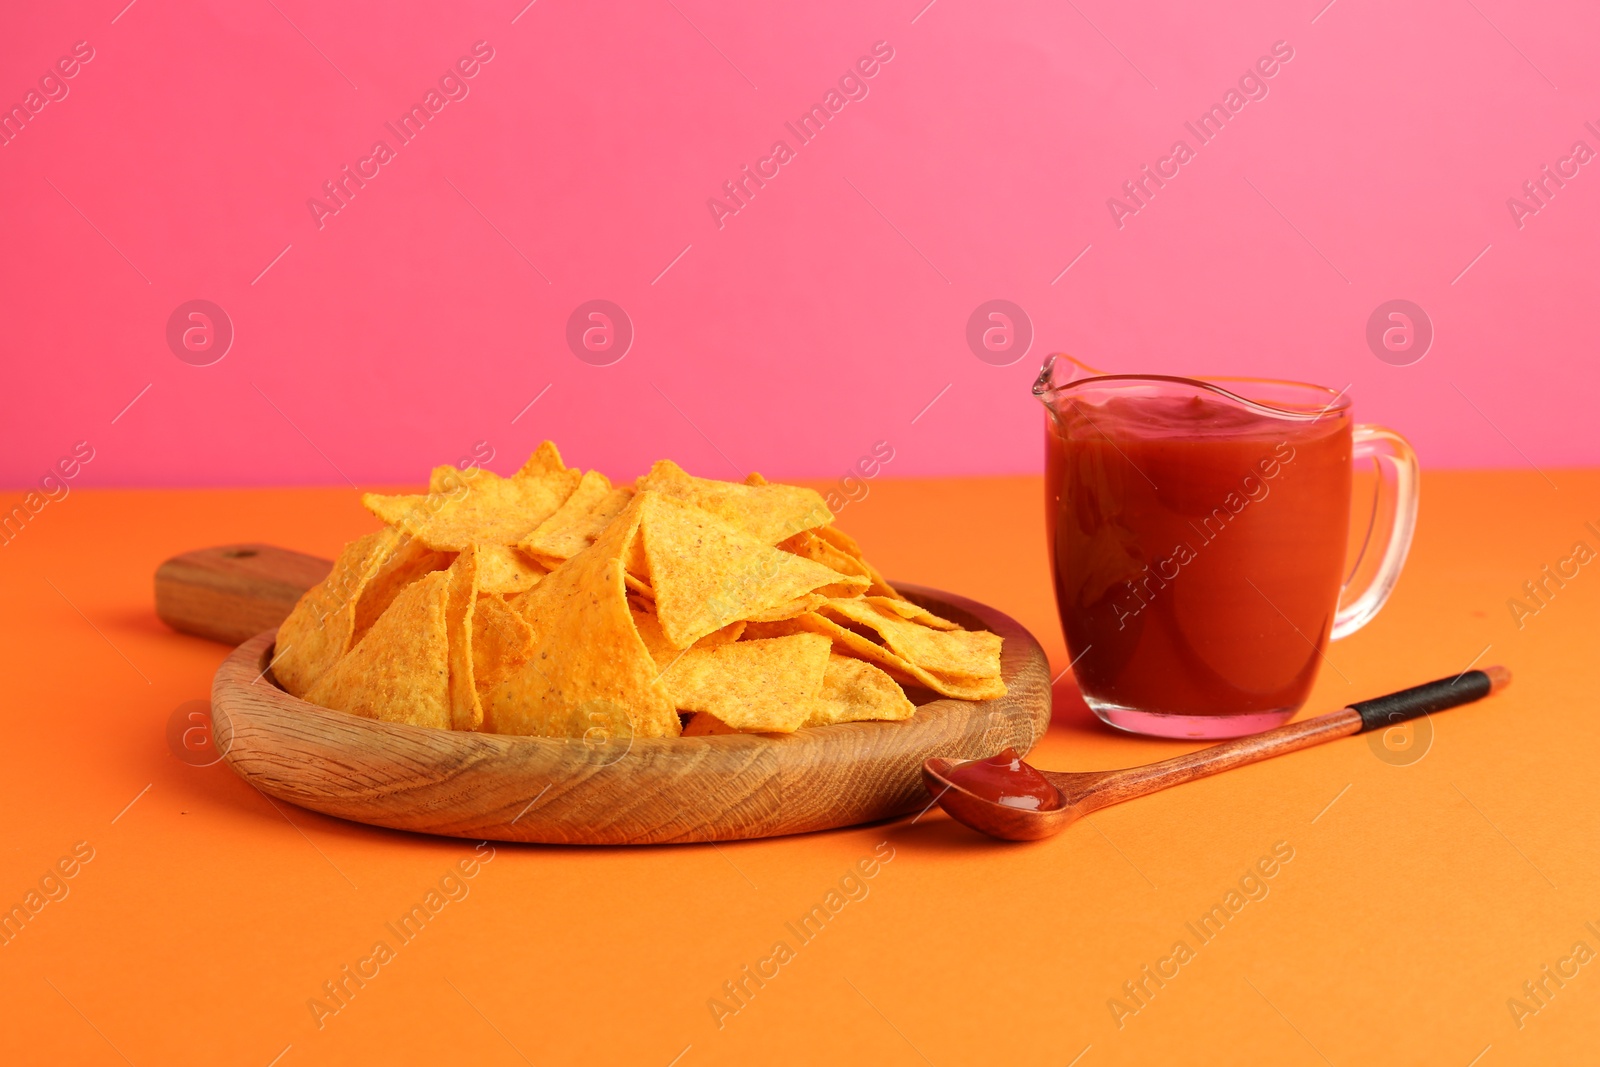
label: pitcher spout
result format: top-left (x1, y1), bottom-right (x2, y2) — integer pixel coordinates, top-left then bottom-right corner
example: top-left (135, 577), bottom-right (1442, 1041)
top-left (1033, 354), bottom-right (1109, 405)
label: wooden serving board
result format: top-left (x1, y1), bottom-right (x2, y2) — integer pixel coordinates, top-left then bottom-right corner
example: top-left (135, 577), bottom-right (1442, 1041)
top-left (159, 545), bottom-right (1051, 845)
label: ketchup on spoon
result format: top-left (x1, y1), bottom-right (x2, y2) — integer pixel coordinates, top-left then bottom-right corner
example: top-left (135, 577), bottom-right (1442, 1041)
top-left (943, 748), bottom-right (1063, 811)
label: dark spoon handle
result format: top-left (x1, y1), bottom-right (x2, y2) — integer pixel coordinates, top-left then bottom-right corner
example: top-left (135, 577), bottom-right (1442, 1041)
top-left (1351, 669), bottom-right (1496, 732)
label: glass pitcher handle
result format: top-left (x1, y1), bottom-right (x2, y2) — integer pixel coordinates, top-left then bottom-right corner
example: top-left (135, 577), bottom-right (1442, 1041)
top-left (1331, 425), bottom-right (1420, 640)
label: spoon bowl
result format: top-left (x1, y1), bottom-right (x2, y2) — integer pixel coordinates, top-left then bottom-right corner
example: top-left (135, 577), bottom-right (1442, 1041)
top-left (921, 757), bottom-right (1077, 841)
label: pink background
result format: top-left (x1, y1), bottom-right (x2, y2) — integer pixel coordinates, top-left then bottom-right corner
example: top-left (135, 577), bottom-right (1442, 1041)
top-left (2, 0), bottom-right (1595, 490)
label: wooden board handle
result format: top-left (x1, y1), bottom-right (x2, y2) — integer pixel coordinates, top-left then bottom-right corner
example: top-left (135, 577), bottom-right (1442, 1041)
top-left (155, 544), bottom-right (332, 646)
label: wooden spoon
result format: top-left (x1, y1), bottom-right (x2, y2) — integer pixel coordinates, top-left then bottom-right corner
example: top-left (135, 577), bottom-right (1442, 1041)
top-left (922, 667), bottom-right (1511, 841)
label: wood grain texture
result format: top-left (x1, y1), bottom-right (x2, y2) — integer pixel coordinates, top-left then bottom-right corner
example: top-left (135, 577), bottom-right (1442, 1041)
top-left (156, 544), bottom-right (332, 645)
top-left (210, 583), bottom-right (1051, 845)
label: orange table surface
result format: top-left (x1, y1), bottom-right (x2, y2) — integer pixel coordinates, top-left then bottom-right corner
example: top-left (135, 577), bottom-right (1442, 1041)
top-left (2, 471), bottom-right (1597, 1066)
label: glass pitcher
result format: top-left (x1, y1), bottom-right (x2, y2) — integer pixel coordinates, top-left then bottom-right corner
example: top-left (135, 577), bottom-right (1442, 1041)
top-left (1034, 354), bottom-right (1419, 739)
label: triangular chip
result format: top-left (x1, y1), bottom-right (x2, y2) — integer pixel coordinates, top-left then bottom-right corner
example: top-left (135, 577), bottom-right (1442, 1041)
top-left (483, 496), bottom-right (679, 737)
top-left (814, 525), bottom-right (903, 599)
top-left (865, 595), bottom-right (959, 631)
top-left (744, 614), bottom-right (1006, 702)
top-left (741, 593), bottom-right (827, 623)
top-left (353, 534), bottom-right (453, 638)
top-left (473, 544), bottom-right (546, 595)
top-left (631, 608), bottom-right (676, 670)
top-left (640, 493), bottom-right (865, 648)
top-left (631, 609), bottom-right (745, 673)
top-left (638, 460), bottom-right (832, 544)
top-left (805, 655), bottom-right (916, 726)
top-left (274, 528), bottom-right (405, 698)
top-left (516, 440), bottom-right (567, 477)
top-left (520, 470), bottom-right (634, 563)
top-left (780, 530), bottom-right (872, 582)
top-left (660, 634), bottom-right (831, 733)
top-left (428, 464), bottom-right (472, 493)
top-left (362, 464), bottom-right (582, 551)
top-left (444, 549), bottom-right (482, 730)
top-left (304, 571), bottom-right (452, 729)
top-left (819, 598), bottom-right (1002, 679)
top-left (472, 595), bottom-right (535, 700)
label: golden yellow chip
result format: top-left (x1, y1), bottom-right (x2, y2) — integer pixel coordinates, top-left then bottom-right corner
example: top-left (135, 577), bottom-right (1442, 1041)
top-left (639, 492), bottom-right (864, 648)
top-left (741, 593), bottom-right (827, 623)
top-left (483, 496), bottom-right (679, 737)
top-left (805, 655), bottom-right (916, 726)
top-left (444, 548), bottom-right (482, 731)
top-left (353, 535), bottom-right (454, 638)
top-left (819, 597), bottom-right (1002, 679)
top-left (631, 608), bottom-right (745, 672)
top-left (745, 614), bottom-right (1006, 702)
top-left (638, 460), bottom-right (832, 543)
top-left (520, 470), bottom-right (634, 563)
top-left (473, 544), bottom-right (546, 595)
top-left (516, 440), bottom-right (568, 477)
top-left (472, 594), bottom-right (535, 700)
top-left (275, 527), bottom-right (405, 698)
top-left (813, 525), bottom-right (904, 599)
top-left (698, 619), bottom-right (746, 648)
top-left (781, 530), bottom-right (871, 581)
top-left (865, 595), bottom-right (960, 631)
top-left (623, 574), bottom-right (655, 603)
top-left (362, 445), bottom-right (582, 550)
top-left (630, 607), bottom-right (675, 670)
top-left (428, 464), bottom-right (476, 493)
top-left (660, 633), bottom-right (831, 733)
top-left (304, 571), bottom-right (452, 729)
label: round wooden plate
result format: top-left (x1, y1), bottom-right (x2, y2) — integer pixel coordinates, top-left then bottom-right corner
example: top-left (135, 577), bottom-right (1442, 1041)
top-left (210, 584), bottom-right (1050, 845)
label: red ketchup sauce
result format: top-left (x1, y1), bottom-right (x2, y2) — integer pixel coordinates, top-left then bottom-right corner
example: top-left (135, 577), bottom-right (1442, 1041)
top-left (944, 748), bottom-right (1062, 811)
top-left (1046, 393), bottom-right (1352, 719)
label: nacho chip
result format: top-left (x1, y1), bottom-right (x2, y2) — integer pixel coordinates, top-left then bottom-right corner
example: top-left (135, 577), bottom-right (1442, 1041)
top-left (742, 593), bottom-right (827, 623)
top-left (444, 549), bottom-right (482, 731)
top-left (632, 609), bottom-right (745, 673)
top-left (304, 571), bottom-right (452, 729)
top-left (805, 655), bottom-right (916, 726)
top-left (660, 634), bottom-right (831, 733)
top-left (745, 614), bottom-right (1006, 702)
top-left (629, 607), bottom-right (677, 673)
top-left (473, 544), bottom-right (546, 595)
top-left (427, 464), bottom-right (485, 494)
top-left (362, 463), bottom-right (582, 551)
top-left (698, 619), bottom-right (746, 649)
top-left (638, 460), bottom-right (832, 543)
top-left (353, 535), bottom-right (453, 638)
top-left (865, 595), bottom-right (960, 631)
top-left (820, 597), bottom-right (1003, 679)
top-left (483, 496), bottom-right (679, 737)
top-left (516, 440), bottom-right (568, 477)
top-left (780, 530), bottom-right (872, 582)
top-left (520, 470), bottom-right (634, 563)
top-left (472, 594), bottom-right (535, 699)
top-left (639, 493), bottom-right (864, 648)
top-left (275, 528), bottom-right (405, 698)
top-left (813, 525), bottom-right (904, 599)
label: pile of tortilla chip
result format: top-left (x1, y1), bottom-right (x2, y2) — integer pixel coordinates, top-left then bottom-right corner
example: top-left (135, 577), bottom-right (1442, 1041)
top-left (272, 442), bottom-right (1005, 739)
